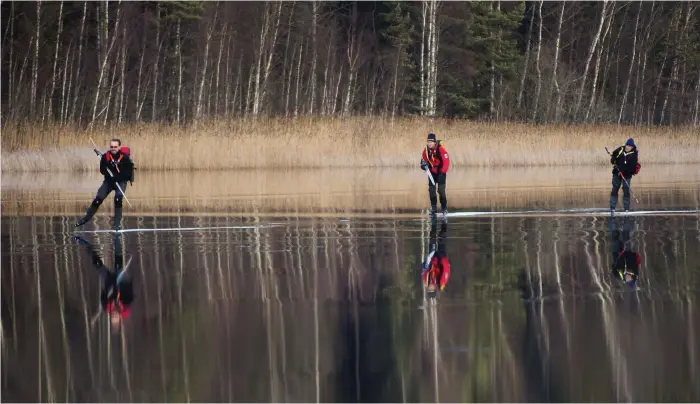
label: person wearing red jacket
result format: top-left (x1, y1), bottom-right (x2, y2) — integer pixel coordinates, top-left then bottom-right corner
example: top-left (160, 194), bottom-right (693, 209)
top-left (422, 221), bottom-right (450, 299)
top-left (420, 132), bottom-right (450, 219)
top-left (73, 233), bottom-right (134, 332)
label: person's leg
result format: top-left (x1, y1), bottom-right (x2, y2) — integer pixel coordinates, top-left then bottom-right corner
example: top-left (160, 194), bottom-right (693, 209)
top-left (609, 174), bottom-right (622, 211)
top-left (621, 176), bottom-right (632, 211)
top-left (113, 181), bottom-right (127, 230)
top-left (437, 174), bottom-right (447, 212)
top-left (428, 176), bottom-right (438, 216)
top-left (76, 181), bottom-right (113, 226)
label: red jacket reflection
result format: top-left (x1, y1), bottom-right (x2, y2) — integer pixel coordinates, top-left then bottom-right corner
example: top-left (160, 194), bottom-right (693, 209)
top-left (422, 254), bottom-right (451, 291)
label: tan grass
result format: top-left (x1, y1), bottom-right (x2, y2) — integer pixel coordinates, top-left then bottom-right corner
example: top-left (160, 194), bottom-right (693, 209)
top-left (3, 167), bottom-right (698, 216)
top-left (1, 117), bottom-right (698, 172)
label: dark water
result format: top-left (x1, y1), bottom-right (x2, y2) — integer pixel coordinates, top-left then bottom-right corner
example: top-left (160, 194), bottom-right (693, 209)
top-left (2, 213), bottom-right (699, 402)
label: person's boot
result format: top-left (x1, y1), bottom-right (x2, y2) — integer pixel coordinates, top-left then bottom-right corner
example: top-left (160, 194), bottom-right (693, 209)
top-left (429, 205), bottom-right (437, 219)
top-left (75, 205), bottom-right (98, 228)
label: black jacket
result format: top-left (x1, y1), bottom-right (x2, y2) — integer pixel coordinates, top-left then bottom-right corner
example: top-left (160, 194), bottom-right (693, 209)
top-left (610, 145), bottom-right (638, 178)
top-left (100, 151), bottom-right (134, 183)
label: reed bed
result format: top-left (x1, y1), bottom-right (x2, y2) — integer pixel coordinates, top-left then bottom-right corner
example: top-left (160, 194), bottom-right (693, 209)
top-left (3, 167), bottom-right (698, 216)
top-left (2, 117), bottom-right (698, 172)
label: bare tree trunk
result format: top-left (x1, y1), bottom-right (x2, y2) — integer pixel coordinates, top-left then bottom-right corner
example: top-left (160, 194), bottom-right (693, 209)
top-left (516, 2), bottom-right (535, 111)
top-left (258, 3), bottom-right (283, 115)
top-left (285, 41), bottom-right (297, 117)
top-left (427, 0), bottom-right (439, 116)
top-left (232, 58), bottom-right (242, 117)
top-left (176, 18), bottom-right (182, 123)
top-left (104, 49), bottom-right (118, 126)
top-left (135, 10), bottom-right (147, 122)
top-left (694, 67), bottom-right (700, 126)
top-left (321, 30), bottom-right (334, 115)
top-left (420, 1), bottom-right (426, 115)
top-left (252, 4), bottom-right (271, 116)
top-left (552, 2), bottom-right (565, 122)
top-left (342, 11), bottom-right (360, 118)
top-left (215, 26), bottom-right (226, 116)
top-left (224, 36), bottom-right (233, 118)
top-left (575, 0), bottom-right (608, 119)
top-left (309, 2), bottom-right (319, 114)
top-left (151, 2), bottom-right (161, 122)
top-left (660, 8), bottom-right (682, 125)
top-left (6, 2), bottom-right (14, 117)
top-left (531, 0), bottom-right (543, 122)
top-left (90, 3), bottom-right (122, 129)
top-left (294, 37), bottom-right (305, 117)
top-left (332, 63), bottom-right (343, 115)
top-left (281, 2), bottom-right (295, 115)
top-left (652, 10), bottom-right (676, 124)
top-left (196, 10), bottom-right (217, 120)
top-left (392, 44), bottom-right (402, 118)
top-left (633, 1), bottom-right (656, 125)
top-left (48, 1), bottom-right (64, 122)
top-left (31, 0), bottom-right (41, 120)
top-left (118, 22), bottom-right (126, 124)
top-left (584, 3), bottom-right (612, 123)
top-left (618, 1), bottom-right (642, 124)
top-left (60, 42), bottom-right (72, 124)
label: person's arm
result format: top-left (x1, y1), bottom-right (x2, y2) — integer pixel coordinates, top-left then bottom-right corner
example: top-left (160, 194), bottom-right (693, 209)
top-left (439, 145), bottom-right (450, 173)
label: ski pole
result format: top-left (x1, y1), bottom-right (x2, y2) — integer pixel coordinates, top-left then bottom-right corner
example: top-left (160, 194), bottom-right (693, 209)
top-left (605, 147), bottom-right (640, 204)
top-left (425, 168), bottom-right (436, 187)
top-left (90, 138), bottom-right (132, 207)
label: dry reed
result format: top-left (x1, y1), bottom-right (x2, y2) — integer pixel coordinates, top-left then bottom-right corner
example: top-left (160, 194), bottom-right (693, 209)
top-left (3, 167), bottom-right (698, 216)
top-left (2, 117), bottom-right (698, 172)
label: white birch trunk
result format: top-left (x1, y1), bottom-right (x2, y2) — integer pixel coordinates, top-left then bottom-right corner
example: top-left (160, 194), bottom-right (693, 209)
top-left (196, 11), bottom-right (217, 119)
top-left (70, 1), bottom-right (87, 122)
top-left (575, 0), bottom-right (608, 119)
top-left (517, 3), bottom-right (535, 110)
top-left (135, 15), bottom-right (147, 122)
top-left (659, 9), bottom-right (681, 125)
top-left (31, 0), bottom-right (41, 119)
top-left (294, 37), bottom-right (304, 116)
top-left (285, 41), bottom-right (297, 117)
top-left (90, 2), bottom-right (122, 129)
top-left (321, 30), bottom-right (333, 115)
top-left (618, 1), bottom-right (642, 124)
top-left (332, 63), bottom-right (343, 115)
top-left (6, 3), bottom-right (14, 115)
top-left (259, 3), bottom-right (283, 115)
top-left (552, 2), bottom-right (564, 122)
top-left (215, 27), bottom-right (226, 116)
top-left (585, 3), bottom-right (613, 123)
top-left (151, 2), bottom-right (161, 122)
top-left (420, 1), bottom-right (426, 115)
top-left (176, 18), bottom-right (182, 123)
top-left (694, 67), bottom-right (700, 126)
top-left (309, 2), bottom-right (319, 114)
top-left (252, 4), bottom-right (271, 116)
top-left (48, 1), bottom-right (64, 122)
top-left (531, 0), bottom-right (543, 122)
top-left (118, 22), bottom-right (126, 124)
top-left (60, 42), bottom-right (72, 124)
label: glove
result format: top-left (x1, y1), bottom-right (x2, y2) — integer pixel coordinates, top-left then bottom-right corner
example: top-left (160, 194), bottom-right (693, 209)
top-left (420, 160), bottom-right (428, 171)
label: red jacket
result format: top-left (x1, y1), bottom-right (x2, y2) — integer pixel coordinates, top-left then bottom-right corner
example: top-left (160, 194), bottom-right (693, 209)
top-left (422, 255), bottom-right (451, 291)
top-left (421, 144), bottom-right (450, 174)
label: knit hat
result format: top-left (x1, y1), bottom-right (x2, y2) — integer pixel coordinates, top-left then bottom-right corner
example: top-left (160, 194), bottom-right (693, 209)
top-left (427, 133), bottom-right (437, 142)
top-left (625, 138), bottom-right (636, 147)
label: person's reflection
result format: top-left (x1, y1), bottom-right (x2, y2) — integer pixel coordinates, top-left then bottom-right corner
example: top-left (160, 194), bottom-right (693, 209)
top-left (73, 234), bottom-right (134, 332)
top-left (422, 220), bottom-right (450, 299)
top-left (610, 216), bottom-right (641, 289)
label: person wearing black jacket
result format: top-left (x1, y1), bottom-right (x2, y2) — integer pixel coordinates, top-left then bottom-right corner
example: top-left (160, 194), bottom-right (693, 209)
top-left (75, 138), bottom-right (134, 230)
top-left (609, 138), bottom-right (639, 213)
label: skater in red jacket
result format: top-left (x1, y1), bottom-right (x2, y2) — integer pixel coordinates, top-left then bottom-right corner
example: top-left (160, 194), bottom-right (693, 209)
top-left (420, 133), bottom-right (450, 220)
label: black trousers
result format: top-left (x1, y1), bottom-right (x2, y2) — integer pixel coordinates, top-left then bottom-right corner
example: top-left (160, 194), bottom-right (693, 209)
top-left (428, 172), bottom-right (447, 209)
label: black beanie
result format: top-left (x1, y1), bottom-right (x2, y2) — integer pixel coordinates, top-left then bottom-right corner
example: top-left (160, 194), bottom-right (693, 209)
top-left (427, 133), bottom-right (437, 142)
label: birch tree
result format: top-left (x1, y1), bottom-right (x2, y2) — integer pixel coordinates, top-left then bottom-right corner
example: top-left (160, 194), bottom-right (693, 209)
top-left (575, 0), bottom-right (608, 120)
